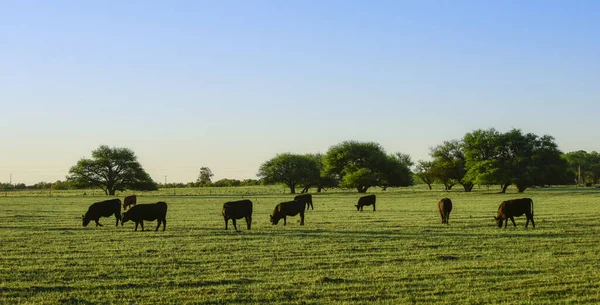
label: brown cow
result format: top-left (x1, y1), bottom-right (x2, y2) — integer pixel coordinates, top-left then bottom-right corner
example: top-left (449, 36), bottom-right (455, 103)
top-left (495, 198), bottom-right (535, 228)
top-left (270, 200), bottom-right (305, 226)
top-left (123, 195), bottom-right (137, 210)
top-left (438, 198), bottom-right (452, 225)
top-left (355, 194), bottom-right (376, 211)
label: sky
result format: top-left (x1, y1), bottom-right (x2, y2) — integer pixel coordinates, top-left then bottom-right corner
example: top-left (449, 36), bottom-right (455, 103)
top-left (1, 0), bottom-right (599, 185)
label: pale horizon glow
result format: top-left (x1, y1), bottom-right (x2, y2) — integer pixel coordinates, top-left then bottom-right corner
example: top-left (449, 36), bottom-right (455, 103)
top-left (1, 1), bottom-right (599, 185)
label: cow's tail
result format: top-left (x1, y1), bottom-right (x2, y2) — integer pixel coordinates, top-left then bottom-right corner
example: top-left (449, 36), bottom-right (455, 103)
top-left (529, 198), bottom-right (534, 215)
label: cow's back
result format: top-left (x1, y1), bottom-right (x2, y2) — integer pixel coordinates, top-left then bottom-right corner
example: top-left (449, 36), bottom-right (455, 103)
top-left (87, 198), bottom-right (121, 217)
top-left (223, 199), bottom-right (253, 218)
top-left (127, 202), bottom-right (167, 221)
top-left (500, 198), bottom-right (532, 217)
top-left (438, 198), bottom-right (452, 213)
top-left (358, 194), bottom-right (376, 206)
top-left (280, 199), bottom-right (305, 215)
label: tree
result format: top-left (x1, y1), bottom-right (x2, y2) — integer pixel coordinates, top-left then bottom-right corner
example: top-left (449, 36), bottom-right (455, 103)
top-left (67, 145), bottom-right (157, 196)
top-left (565, 150), bottom-right (600, 185)
top-left (298, 153), bottom-right (338, 193)
top-left (415, 160), bottom-right (435, 190)
top-left (323, 141), bottom-right (413, 193)
top-left (430, 140), bottom-right (473, 192)
top-left (197, 167), bottom-right (214, 186)
top-left (257, 153), bottom-right (319, 194)
top-left (463, 128), bottom-right (570, 193)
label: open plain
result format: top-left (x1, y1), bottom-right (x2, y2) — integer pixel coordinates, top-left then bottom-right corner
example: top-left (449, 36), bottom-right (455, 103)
top-left (1, 186), bottom-right (599, 304)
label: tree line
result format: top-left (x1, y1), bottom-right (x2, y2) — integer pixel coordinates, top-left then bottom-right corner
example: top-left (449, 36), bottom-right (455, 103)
top-left (4, 128), bottom-right (599, 195)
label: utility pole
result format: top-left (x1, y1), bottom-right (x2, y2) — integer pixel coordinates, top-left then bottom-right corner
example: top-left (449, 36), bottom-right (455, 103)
top-left (9, 174), bottom-right (12, 184)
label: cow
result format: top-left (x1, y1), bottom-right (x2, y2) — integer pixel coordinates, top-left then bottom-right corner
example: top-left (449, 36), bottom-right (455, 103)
top-left (270, 200), bottom-right (305, 226)
top-left (121, 202), bottom-right (168, 231)
top-left (222, 199), bottom-right (253, 231)
top-left (495, 198), bottom-right (535, 228)
top-left (294, 194), bottom-right (314, 210)
top-left (82, 198), bottom-right (122, 227)
top-left (355, 194), bottom-right (376, 211)
top-left (438, 198), bottom-right (452, 225)
top-left (123, 195), bottom-right (137, 210)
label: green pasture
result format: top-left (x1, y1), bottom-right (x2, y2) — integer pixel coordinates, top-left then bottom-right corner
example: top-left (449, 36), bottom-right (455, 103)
top-left (1, 187), bottom-right (599, 304)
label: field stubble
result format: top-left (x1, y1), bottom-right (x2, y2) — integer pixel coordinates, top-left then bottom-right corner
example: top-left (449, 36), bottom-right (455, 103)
top-left (1, 188), bottom-right (599, 304)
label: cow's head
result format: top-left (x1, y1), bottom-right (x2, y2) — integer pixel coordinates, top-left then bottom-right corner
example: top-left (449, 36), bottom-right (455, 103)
top-left (82, 215), bottom-right (90, 227)
top-left (121, 212), bottom-right (130, 226)
top-left (270, 214), bottom-right (280, 225)
top-left (494, 216), bottom-right (504, 228)
top-left (355, 204), bottom-right (360, 211)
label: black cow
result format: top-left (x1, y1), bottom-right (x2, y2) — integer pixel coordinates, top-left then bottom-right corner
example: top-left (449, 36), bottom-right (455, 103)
top-left (294, 194), bottom-right (314, 210)
top-left (123, 195), bottom-right (137, 210)
top-left (122, 202), bottom-right (168, 231)
top-left (222, 199), bottom-right (253, 231)
top-left (355, 194), bottom-right (376, 211)
top-left (82, 198), bottom-right (122, 227)
top-left (270, 200), bottom-right (305, 226)
top-left (495, 198), bottom-right (535, 228)
top-left (438, 198), bottom-right (452, 225)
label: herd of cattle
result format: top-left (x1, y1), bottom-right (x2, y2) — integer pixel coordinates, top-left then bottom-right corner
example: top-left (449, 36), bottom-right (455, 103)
top-left (82, 194), bottom-right (535, 231)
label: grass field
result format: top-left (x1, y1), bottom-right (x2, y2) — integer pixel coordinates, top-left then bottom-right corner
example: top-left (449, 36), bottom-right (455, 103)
top-left (1, 186), bottom-right (599, 304)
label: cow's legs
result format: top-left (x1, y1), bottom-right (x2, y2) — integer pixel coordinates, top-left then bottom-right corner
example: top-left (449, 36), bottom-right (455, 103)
top-left (245, 216), bottom-right (251, 230)
top-left (162, 218), bottom-right (166, 231)
top-left (140, 221), bottom-right (145, 231)
top-left (95, 220), bottom-right (103, 227)
top-left (504, 217), bottom-right (509, 228)
top-left (283, 216), bottom-right (287, 226)
top-left (232, 219), bottom-right (238, 231)
top-left (300, 212), bottom-right (305, 225)
top-left (373, 203), bottom-right (376, 212)
top-left (510, 217), bottom-right (517, 227)
top-left (530, 215), bottom-right (535, 228)
top-left (224, 217), bottom-right (229, 230)
top-left (115, 215), bottom-right (120, 227)
top-left (155, 220), bottom-right (161, 231)
top-left (134, 222), bottom-right (139, 231)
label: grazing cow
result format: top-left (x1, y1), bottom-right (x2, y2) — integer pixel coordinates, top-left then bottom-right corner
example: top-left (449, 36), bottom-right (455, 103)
top-left (294, 194), bottom-right (314, 210)
top-left (495, 198), bottom-right (535, 228)
top-left (222, 199), bottom-right (253, 231)
top-left (438, 198), bottom-right (453, 225)
top-left (82, 198), bottom-right (122, 227)
top-left (123, 195), bottom-right (137, 210)
top-left (122, 202), bottom-right (168, 231)
top-left (355, 194), bottom-right (376, 211)
top-left (270, 200), bottom-right (305, 226)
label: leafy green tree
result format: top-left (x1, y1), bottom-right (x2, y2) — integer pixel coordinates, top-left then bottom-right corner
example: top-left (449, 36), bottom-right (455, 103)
top-left (67, 145), bottom-right (158, 196)
top-left (415, 160), bottom-right (435, 190)
top-left (323, 141), bottom-right (413, 193)
top-left (197, 167), bottom-right (214, 186)
top-left (463, 128), bottom-right (570, 193)
top-left (257, 153), bottom-right (319, 193)
top-left (299, 153), bottom-right (338, 193)
top-left (565, 150), bottom-right (600, 185)
top-left (430, 140), bottom-right (473, 192)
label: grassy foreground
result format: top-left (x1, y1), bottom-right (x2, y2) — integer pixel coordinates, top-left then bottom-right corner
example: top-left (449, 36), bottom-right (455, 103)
top-left (1, 188), bottom-right (599, 304)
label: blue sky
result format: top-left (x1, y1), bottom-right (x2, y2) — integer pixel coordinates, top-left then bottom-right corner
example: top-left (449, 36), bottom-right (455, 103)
top-left (1, 0), bottom-right (599, 184)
